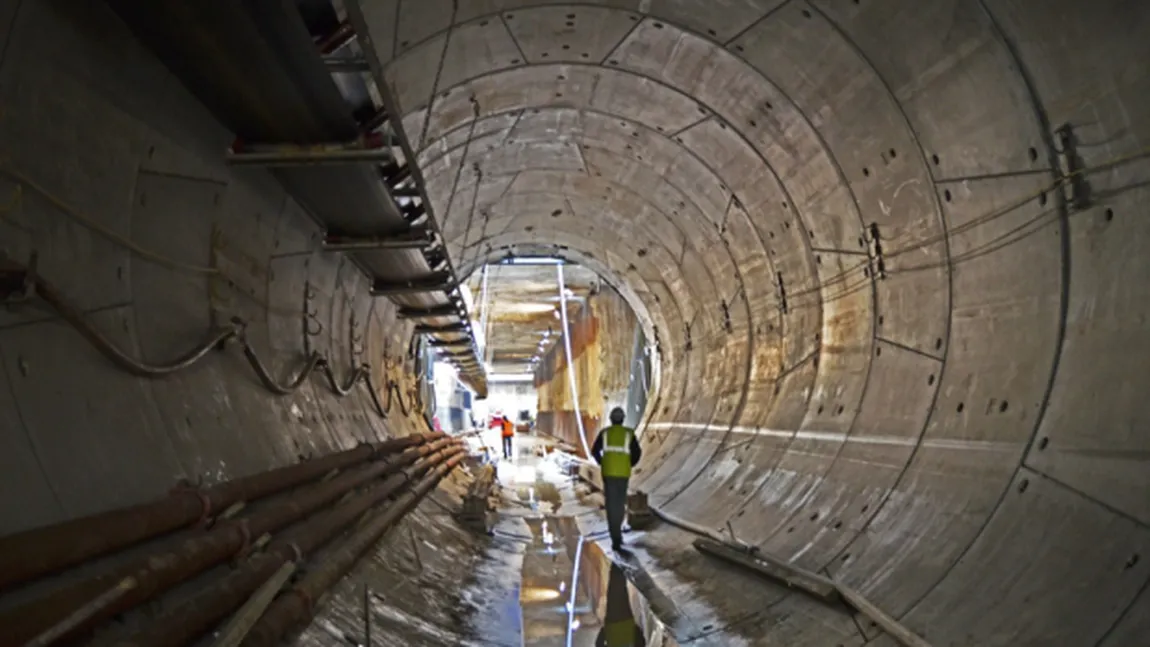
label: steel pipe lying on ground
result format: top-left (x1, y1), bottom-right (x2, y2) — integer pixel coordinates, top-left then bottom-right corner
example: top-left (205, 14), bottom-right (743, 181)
top-left (240, 452), bottom-right (466, 647)
top-left (0, 432), bottom-right (444, 592)
top-left (97, 444), bottom-right (465, 647)
top-left (0, 438), bottom-right (458, 647)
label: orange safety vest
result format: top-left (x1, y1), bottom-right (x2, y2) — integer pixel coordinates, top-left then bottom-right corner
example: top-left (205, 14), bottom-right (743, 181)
top-left (501, 419), bottom-right (514, 438)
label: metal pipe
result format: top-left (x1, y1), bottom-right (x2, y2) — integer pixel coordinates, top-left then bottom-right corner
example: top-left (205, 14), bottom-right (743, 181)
top-left (0, 433), bottom-right (442, 591)
top-left (102, 445), bottom-right (464, 647)
top-left (225, 147), bottom-right (395, 167)
top-left (0, 439), bottom-right (456, 646)
top-left (240, 453), bottom-right (465, 646)
top-left (207, 562), bottom-right (297, 647)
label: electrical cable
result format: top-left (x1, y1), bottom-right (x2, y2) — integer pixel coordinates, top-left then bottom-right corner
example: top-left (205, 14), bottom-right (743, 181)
top-left (1, 167), bottom-right (219, 275)
top-left (7, 267), bottom-right (418, 418)
top-left (781, 143), bottom-right (1150, 304)
top-left (1, 166), bottom-right (301, 317)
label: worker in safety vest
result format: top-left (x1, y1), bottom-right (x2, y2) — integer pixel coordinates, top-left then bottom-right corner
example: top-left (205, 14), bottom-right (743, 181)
top-left (590, 407), bottom-right (642, 552)
top-left (500, 415), bottom-right (515, 459)
top-left (596, 561), bottom-right (645, 647)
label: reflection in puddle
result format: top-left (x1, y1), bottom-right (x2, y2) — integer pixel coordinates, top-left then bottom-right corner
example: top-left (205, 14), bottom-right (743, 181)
top-left (518, 516), bottom-right (676, 646)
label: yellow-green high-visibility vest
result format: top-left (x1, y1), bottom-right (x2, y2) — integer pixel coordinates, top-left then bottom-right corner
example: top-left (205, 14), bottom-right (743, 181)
top-left (601, 425), bottom-right (634, 478)
top-left (604, 618), bottom-right (637, 646)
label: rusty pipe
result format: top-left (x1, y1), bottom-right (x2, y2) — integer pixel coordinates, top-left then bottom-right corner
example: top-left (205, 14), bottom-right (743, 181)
top-left (100, 445), bottom-right (465, 647)
top-left (0, 439), bottom-right (460, 647)
top-left (0, 432), bottom-right (445, 592)
top-left (241, 452), bottom-right (465, 646)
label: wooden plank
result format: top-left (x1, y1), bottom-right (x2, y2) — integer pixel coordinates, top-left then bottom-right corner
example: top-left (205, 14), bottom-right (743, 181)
top-left (692, 537), bottom-right (840, 603)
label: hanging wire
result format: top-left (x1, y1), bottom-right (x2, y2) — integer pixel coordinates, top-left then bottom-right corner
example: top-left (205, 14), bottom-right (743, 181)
top-left (781, 143), bottom-right (1150, 306)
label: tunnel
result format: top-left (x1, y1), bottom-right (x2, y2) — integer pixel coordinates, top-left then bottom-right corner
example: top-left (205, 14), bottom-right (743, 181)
top-left (0, 0), bottom-right (1148, 645)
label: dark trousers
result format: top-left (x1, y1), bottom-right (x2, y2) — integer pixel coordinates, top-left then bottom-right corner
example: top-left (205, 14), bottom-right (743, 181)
top-left (603, 476), bottom-right (629, 547)
top-left (502, 435), bottom-right (513, 458)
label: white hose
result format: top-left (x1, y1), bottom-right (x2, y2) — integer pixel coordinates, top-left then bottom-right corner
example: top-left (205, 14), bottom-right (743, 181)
top-left (557, 264), bottom-right (592, 458)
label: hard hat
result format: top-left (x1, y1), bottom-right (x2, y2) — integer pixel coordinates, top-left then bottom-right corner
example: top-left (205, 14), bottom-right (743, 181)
top-left (609, 407), bottom-right (625, 424)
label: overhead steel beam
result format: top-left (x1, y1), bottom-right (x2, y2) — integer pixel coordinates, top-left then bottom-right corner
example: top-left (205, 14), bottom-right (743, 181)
top-left (398, 304), bottom-right (462, 320)
top-left (322, 229), bottom-right (435, 252)
top-left (414, 323), bottom-right (469, 335)
top-left (371, 274), bottom-right (456, 296)
top-left (226, 146), bottom-right (395, 167)
top-left (427, 339), bottom-right (473, 349)
top-left (322, 55), bottom-right (370, 72)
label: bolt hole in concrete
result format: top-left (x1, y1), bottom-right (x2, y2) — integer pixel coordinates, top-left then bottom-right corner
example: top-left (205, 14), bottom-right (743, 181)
top-left (957, 402), bottom-right (965, 412)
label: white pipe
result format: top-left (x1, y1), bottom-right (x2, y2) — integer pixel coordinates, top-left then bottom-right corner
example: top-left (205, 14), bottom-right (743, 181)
top-left (484, 264), bottom-right (498, 369)
top-left (557, 264), bottom-right (592, 458)
top-left (477, 264), bottom-right (490, 361)
top-left (564, 536), bottom-right (585, 647)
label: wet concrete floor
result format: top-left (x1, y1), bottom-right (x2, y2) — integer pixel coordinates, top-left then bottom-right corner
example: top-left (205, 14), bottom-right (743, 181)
top-left (487, 433), bottom-right (680, 646)
top-left (461, 431), bottom-right (866, 646)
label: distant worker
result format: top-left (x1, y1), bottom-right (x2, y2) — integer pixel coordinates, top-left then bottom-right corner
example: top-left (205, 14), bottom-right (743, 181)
top-left (591, 407), bottom-right (642, 552)
top-left (596, 562), bottom-right (645, 646)
top-left (501, 415), bottom-right (515, 459)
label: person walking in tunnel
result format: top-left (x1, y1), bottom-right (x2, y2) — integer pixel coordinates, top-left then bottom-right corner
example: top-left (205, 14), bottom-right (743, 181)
top-left (591, 407), bottom-right (642, 552)
top-left (500, 414), bottom-right (515, 459)
top-left (596, 562), bottom-right (645, 647)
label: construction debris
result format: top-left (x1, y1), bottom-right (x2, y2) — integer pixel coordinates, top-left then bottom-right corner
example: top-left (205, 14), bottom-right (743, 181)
top-left (459, 464), bottom-right (497, 533)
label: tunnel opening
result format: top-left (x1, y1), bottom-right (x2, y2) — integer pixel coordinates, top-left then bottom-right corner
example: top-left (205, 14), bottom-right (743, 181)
top-left (439, 253), bottom-right (655, 459)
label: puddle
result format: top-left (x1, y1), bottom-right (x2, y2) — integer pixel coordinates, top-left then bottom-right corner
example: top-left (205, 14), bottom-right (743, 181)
top-left (483, 436), bottom-right (675, 646)
top-left (517, 481), bottom-right (563, 514)
top-left (518, 516), bottom-right (676, 646)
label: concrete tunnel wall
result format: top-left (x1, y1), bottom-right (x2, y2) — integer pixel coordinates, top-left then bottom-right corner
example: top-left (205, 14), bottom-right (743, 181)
top-left (0, 2), bottom-right (440, 547)
top-left (361, 1), bottom-right (1150, 644)
top-left (0, 0), bottom-right (1146, 645)
top-left (0, 3), bottom-right (501, 644)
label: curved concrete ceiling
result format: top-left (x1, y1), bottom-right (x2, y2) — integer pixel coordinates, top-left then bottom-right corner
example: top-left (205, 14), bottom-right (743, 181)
top-left (356, 1), bottom-right (1150, 644)
top-left (464, 262), bottom-right (600, 372)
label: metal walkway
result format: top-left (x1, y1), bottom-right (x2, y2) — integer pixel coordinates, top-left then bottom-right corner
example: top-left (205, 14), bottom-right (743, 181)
top-left (105, 0), bottom-right (487, 395)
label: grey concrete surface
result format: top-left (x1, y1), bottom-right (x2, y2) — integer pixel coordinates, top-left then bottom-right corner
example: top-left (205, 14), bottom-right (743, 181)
top-left (1, 0), bottom-right (1148, 645)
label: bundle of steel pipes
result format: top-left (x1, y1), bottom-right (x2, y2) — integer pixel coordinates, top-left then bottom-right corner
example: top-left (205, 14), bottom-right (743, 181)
top-left (0, 432), bottom-right (467, 647)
